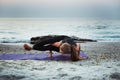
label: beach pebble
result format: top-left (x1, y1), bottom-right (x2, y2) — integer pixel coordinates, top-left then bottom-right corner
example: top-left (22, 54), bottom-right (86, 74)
top-left (0, 67), bottom-right (4, 72)
top-left (58, 73), bottom-right (68, 77)
top-left (109, 72), bottom-right (120, 80)
top-left (70, 67), bottom-right (76, 71)
top-left (69, 76), bottom-right (82, 80)
top-left (57, 68), bottom-right (62, 71)
top-left (117, 64), bottom-right (120, 66)
top-left (107, 66), bottom-right (111, 68)
top-left (52, 77), bottom-right (57, 79)
top-left (0, 75), bottom-right (25, 80)
top-left (32, 67), bottom-right (46, 70)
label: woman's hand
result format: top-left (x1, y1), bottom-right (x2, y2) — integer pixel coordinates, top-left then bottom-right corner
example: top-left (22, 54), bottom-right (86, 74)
top-left (49, 50), bottom-right (53, 58)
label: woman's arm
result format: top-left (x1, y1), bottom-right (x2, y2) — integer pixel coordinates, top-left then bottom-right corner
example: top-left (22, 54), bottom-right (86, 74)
top-left (76, 43), bottom-right (80, 55)
top-left (49, 50), bottom-right (53, 58)
top-left (76, 43), bottom-right (84, 60)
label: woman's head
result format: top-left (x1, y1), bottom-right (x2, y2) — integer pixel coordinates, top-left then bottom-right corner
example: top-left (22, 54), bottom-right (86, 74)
top-left (60, 42), bottom-right (79, 61)
top-left (60, 43), bottom-right (71, 54)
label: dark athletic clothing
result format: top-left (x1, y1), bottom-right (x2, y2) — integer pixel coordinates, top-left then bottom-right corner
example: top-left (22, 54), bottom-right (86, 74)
top-left (33, 35), bottom-right (76, 52)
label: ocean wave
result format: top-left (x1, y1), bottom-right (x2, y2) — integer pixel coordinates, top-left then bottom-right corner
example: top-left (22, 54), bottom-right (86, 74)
top-left (0, 39), bottom-right (30, 43)
top-left (0, 31), bottom-right (19, 34)
top-left (0, 19), bottom-right (120, 42)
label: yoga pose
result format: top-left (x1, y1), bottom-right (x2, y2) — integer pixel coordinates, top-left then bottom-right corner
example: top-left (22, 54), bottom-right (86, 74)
top-left (24, 35), bottom-right (84, 61)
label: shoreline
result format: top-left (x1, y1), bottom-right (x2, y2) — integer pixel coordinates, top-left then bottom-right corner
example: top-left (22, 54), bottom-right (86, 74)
top-left (0, 17), bottom-right (120, 21)
top-left (0, 42), bottom-right (120, 80)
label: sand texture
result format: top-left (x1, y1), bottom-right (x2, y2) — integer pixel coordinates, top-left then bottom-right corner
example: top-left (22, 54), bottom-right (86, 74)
top-left (0, 42), bottom-right (120, 80)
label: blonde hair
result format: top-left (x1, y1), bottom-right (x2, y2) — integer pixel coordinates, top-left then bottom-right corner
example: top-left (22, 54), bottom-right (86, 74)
top-left (70, 45), bottom-right (79, 61)
top-left (60, 42), bottom-right (79, 61)
top-left (60, 43), bottom-right (71, 54)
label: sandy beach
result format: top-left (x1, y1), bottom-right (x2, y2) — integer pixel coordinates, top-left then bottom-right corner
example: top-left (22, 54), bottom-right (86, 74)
top-left (0, 42), bottom-right (120, 80)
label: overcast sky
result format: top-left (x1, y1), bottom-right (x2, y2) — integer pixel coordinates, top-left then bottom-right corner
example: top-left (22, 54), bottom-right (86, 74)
top-left (0, 0), bottom-right (120, 18)
top-left (0, 0), bottom-right (119, 6)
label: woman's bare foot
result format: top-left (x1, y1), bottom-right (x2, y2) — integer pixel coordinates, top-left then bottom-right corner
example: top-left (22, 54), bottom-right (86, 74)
top-left (23, 44), bottom-right (32, 51)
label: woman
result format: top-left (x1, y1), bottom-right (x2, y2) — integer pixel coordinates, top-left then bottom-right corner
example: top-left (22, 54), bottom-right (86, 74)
top-left (24, 35), bottom-right (83, 61)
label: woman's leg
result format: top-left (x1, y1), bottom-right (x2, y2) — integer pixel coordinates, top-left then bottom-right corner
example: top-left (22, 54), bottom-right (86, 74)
top-left (24, 37), bottom-right (58, 51)
top-left (24, 43), bottom-right (59, 52)
top-left (30, 35), bottom-right (55, 44)
top-left (33, 36), bottom-right (67, 50)
top-left (24, 35), bottom-right (67, 51)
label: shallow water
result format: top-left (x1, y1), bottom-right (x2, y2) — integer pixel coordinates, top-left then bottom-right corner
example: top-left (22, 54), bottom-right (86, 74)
top-left (0, 18), bottom-right (120, 43)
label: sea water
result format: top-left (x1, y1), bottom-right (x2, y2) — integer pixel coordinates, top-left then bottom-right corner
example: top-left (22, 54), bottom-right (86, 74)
top-left (0, 18), bottom-right (120, 43)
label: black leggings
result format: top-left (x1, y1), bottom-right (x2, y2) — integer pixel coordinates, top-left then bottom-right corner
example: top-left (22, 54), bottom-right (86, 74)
top-left (33, 35), bottom-right (68, 52)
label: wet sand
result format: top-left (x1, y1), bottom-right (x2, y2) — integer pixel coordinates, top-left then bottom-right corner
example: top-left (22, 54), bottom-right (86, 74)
top-left (0, 42), bottom-right (120, 80)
